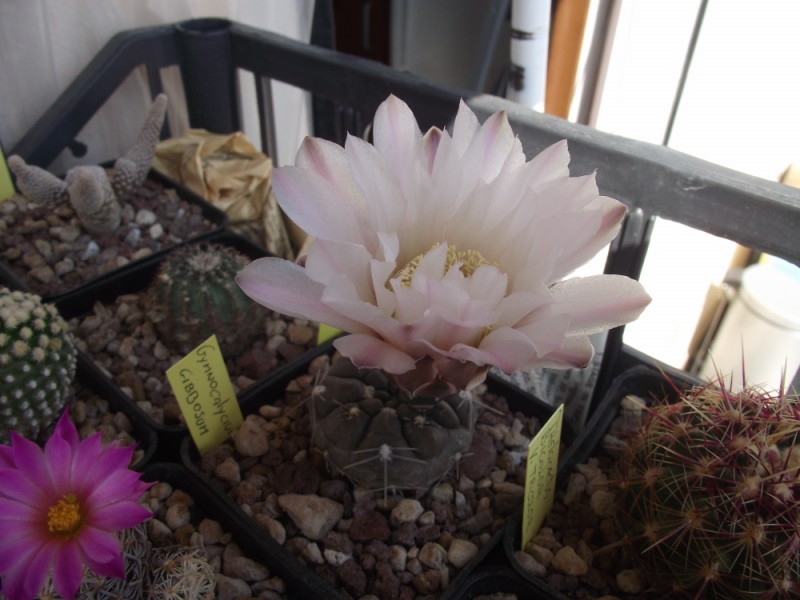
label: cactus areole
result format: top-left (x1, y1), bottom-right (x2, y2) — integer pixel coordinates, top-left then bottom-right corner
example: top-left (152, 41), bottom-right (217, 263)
top-left (617, 380), bottom-right (800, 599)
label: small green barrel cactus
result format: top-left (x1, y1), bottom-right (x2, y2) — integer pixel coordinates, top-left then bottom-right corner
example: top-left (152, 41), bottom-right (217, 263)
top-left (145, 243), bottom-right (266, 357)
top-left (0, 287), bottom-right (77, 443)
top-left (616, 380), bottom-right (800, 599)
top-left (311, 357), bottom-right (476, 493)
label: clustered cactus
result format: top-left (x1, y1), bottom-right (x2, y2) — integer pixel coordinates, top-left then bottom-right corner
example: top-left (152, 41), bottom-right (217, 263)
top-left (0, 287), bottom-right (77, 443)
top-left (147, 546), bottom-right (215, 600)
top-left (616, 379), bottom-right (800, 599)
top-left (311, 357), bottom-right (477, 494)
top-left (144, 242), bottom-right (266, 357)
top-left (7, 94), bottom-right (168, 235)
top-left (32, 526), bottom-right (215, 600)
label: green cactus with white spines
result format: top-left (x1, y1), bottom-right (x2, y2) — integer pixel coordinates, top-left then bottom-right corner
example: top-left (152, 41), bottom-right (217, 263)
top-left (144, 243), bottom-right (266, 357)
top-left (0, 287), bottom-right (77, 443)
top-left (616, 379), bottom-right (800, 599)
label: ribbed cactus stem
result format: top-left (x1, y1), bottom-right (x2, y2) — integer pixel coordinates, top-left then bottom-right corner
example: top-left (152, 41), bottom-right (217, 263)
top-left (145, 243), bottom-right (266, 357)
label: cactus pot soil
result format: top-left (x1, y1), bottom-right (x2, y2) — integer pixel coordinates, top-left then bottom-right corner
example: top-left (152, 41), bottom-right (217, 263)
top-left (64, 354), bottom-right (158, 469)
top-left (54, 233), bottom-right (319, 442)
top-left (503, 366), bottom-right (701, 600)
top-left (138, 463), bottom-right (295, 599)
top-left (184, 350), bottom-right (563, 600)
top-left (0, 168), bottom-right (226, 302)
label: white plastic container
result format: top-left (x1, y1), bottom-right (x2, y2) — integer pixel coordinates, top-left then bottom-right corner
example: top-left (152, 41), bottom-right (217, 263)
top-left (701, 262), bottom-right (800, 391)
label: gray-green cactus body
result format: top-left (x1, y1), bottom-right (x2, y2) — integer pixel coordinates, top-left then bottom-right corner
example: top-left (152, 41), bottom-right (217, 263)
top-left (312, 357), bottom-right (476, 492)
top-left (0, 288), bottom-right (77, 442)
top-left (145, 243), bottom-right (266, 357)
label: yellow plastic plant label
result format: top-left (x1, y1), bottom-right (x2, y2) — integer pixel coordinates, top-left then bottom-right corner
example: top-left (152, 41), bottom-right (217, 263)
top-left (317, 323), bottom-right (341, 345)
top-left (166, 334), bottom-right (243, 455)
top-left (521, 404), bottom-right (564, 550)
top-left (0, 148), bottom-right (14, 201)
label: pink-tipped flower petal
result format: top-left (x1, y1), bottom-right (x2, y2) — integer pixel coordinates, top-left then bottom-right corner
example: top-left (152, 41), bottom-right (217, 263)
top-left (239, 95), bottom-right (651, 394)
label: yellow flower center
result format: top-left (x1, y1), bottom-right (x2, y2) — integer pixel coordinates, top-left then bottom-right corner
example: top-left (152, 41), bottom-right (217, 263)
top-left (395, 243), bottom-right (492, 287)
top-left (47, 494), bottom-right (82, 536)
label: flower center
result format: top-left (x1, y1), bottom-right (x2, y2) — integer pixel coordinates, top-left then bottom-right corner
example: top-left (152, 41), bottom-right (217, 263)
top-left (395, 243), bottom-right (491, 287)
top-left (47, 494), bottom-right (83, 536)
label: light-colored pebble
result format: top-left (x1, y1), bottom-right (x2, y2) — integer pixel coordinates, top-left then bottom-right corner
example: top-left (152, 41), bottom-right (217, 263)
top-left (447, 539), bottom-right (479, 568)
top-left (551, 546), bottom-right (588, 576)
top-left (390, 498), bottom-right (424, 525)
top-left (278, 493), bottom-right (343, 540)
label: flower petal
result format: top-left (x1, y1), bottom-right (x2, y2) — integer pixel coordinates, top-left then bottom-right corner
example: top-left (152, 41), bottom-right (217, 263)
top-left (77, 527), bottom-right (125, 579)
top-left (237, 258), bottom-right (370, 334)
top-left (272, 165), bottom-right (367, 245)
top-left (549, 275), bottom-right (652, 335)
top-left (51, 539), bottom-right (85, 600)
top-left (334, 334), bottom-right (417, 374)
top-left (88, 501), bottom-right (152, 531)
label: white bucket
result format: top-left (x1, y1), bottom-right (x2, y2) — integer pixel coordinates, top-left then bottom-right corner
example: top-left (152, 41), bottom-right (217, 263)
top-left (701, 262), bottom-right (800, 391)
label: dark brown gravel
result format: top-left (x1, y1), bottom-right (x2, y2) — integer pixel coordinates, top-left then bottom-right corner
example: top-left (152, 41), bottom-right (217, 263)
top-left (0, 176), bottom-right (220, 298)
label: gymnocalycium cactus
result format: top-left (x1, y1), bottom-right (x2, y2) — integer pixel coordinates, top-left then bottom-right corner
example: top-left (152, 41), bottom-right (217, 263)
top-left (145, 243), bottom-right (266, 357)
top-left (0, 287), bottom-right (77, 442)
top-left (312, 357), bottom-right (476, 493)
top-left (616, 379), bottom-right (800, 599)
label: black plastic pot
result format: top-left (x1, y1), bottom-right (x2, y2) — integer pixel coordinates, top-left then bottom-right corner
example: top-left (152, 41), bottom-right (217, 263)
top-left (54, 231), bottom-right (322, 460)
top-left (141, 462), bottom-right (337, 599)
top-left (181, 344), bottom-right (565, 600)
top-left (448, 566), bottom-right (542, 598)
top-left (0, 167), bottom-right (227, 303)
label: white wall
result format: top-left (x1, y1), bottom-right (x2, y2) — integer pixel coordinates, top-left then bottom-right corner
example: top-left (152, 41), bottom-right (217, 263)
top-left (0, 0), bottom-right (315, 171)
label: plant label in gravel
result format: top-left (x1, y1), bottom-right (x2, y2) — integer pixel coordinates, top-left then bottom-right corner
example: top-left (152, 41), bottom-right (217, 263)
top-left (521, 404), bottom-right (563, 550)
top-left (167, 333), bottom-right (243, 453)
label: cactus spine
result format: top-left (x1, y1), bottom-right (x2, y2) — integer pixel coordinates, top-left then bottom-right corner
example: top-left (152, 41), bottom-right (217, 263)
top-left (147, 546), bottom-right (215, 600)
top-left (145, 243), bottom-right (266, 357)
top-left (0, 287), bottom-right (77, 443)
top-left (616, 379), bottom-right (800, 599)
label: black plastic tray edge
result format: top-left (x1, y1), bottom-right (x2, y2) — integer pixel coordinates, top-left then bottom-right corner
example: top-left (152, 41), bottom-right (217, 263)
top-left (448, 565), bottom-right (541, 599)
top-left (75, 353), bottom-right (157, 470)
top-left (181, 341), bottom-right (558, 600)
top-left (501, 362), bottom-right (704, 598)
top-left (141, 462), bottom-right (348, 600)
top-left (0, 166), bottom-right (228, 303)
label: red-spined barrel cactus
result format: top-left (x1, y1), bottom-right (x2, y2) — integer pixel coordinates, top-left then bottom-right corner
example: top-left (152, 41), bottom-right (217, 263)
top-left (311, 357), bottom-right (476, 493)
top-left (145, 243), bottom-right (266, 357)
top-left (0, 287), bottom-right (77, 442)
top-left (616, 379), bottom-right (800, 599)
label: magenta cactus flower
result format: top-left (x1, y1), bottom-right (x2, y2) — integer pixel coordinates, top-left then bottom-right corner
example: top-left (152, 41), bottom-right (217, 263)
top-left (237, 95), bottom-right (650, 397)
top-left (0, 411), bottom-right (152, 600)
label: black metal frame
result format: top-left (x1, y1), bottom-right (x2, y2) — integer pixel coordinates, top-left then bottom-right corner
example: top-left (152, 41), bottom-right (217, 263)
top-left (9, 17), bottom-right (800, 408)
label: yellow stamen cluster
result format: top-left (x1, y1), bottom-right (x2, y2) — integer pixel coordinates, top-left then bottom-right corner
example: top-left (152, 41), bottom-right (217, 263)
top-left (395, 243), bottom-right (492, 287)
top-left (47, 494), bottom-right (82, 536)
